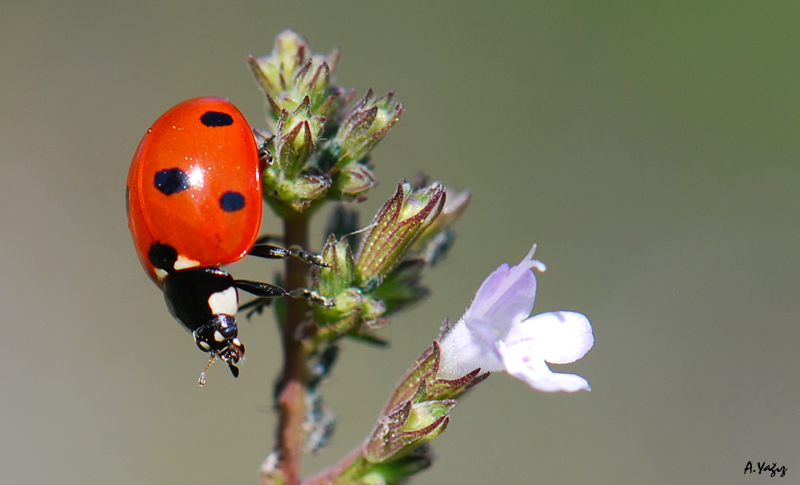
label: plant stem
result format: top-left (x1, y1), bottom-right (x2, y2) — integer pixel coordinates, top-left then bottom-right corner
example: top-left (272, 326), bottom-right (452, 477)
top-left (302, 447), bottom-right (369, 485)
top-left (266, 210), bottom-right (311, 485)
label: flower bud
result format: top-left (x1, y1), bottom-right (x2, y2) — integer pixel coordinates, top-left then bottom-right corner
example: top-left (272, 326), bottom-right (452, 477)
top-left (355, 182), bottom-right (445, 288)
top-left (249, 29), bottom-right (308, 95)
top-left (273, 96), bottom-right (325, 176)
top-left (328, 162), bottom-right (378, 201)
top-left (262, 168), bottom-right (330, 213)
top-left (312, 236), bottom-right (377, 341)
top-left (261, 97), bottom-right (330, 211)
top-left (384, 341), bottom-right (486, 412)
top-left (247, 30), bottom-right (345, 122)
top-left (324, 89), bottom-right (403, 168)
top-left (316, 234), bottom-right (356, 297)
top-left (401, 401), bottom-right (453, 433)
top-left (411, 187), bottom-right (470, 264)
top-left (312, 288), bottom-right (362, 342)
top-left (364, 398), bottom-right (454, 463)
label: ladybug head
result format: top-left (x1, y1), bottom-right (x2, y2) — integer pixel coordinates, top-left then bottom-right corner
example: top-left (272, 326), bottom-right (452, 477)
top-left (193, 314), bottom-right (245, 378)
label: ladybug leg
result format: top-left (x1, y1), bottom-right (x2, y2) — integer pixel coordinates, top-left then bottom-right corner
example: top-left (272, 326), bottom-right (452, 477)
top-left (286, 287), bottom-right (333, 307)
top-left (249, 243), bottom-right (328, 267)
top-left (239, 296), bottom-right (274, 320)
top-left (235, 278), bottom-right (334, 308)
top-left (253, 128), bottom-right (274, 148)
top-left (253, 129), bottom-right (275, 166)
top-left (234, 279), bottom-right (287, 298)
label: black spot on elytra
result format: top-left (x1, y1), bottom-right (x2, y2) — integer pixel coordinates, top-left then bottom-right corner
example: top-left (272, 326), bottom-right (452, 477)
top-left (219, 191), bottom-right (245, 212)
top-left (148, 242), bottom-right (178, 272)
top-left (200, 111), bottom-right (234, 127)
top-left (125, 185), bottom-right (130, 216)
top-left (154, 168), bottom-right (190, 195)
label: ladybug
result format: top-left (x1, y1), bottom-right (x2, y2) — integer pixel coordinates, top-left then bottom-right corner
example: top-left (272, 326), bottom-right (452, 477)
top-left (127, 97), bottom-right (322, 383)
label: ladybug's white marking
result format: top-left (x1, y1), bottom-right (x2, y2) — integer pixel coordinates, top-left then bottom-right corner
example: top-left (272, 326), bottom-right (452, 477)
top-left (174, 255), bottom-right (201, 271)
top-left (198, 341), bottom-right (212, 351)
top-left (154, 268), bottom-right (168, 283)
top-left (208, 287), bottom-right (237, 316)
top-left (214, 330), bottom-right (225, 342)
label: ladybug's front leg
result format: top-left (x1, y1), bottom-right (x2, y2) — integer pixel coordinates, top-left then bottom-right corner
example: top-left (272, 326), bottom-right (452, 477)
top-left (233, 279), bottom-right (287, 298)
top-left (248, 243), bottom-right (327, 267)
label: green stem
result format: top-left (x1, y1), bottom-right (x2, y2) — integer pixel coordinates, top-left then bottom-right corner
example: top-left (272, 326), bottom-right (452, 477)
top-left (302, 447), bottom-right (370, 485)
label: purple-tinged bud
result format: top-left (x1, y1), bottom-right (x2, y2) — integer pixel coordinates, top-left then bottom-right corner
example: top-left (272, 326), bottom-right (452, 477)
top-left (364, 397), bottom-right (453, 463)
top-left (326, 89), bottom-right (403, 168)
top-left (273, 96), bottom-right (325, 176)
top-left (355, 182), bottom-right (445, 288)
top-left (248, 29), bottom-right (345, 123)
top-left (329, 162), bottom-right (378, 201)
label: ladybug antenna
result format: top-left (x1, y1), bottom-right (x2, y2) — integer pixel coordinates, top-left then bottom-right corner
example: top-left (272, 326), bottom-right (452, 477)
top-left (198, 354), bottom-right (217, 387)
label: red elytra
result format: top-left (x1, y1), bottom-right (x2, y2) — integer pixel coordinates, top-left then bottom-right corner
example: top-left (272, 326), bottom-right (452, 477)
top-left (127, 97), bottom-right (262, 287)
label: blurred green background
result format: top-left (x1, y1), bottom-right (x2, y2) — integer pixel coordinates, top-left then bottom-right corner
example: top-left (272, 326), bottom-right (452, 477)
top-left (1, 1), bottom-right (798, 484)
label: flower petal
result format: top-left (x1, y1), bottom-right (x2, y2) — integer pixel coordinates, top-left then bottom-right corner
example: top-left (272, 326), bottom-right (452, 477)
top-left (498, 341), bottom-right (591, 393)
top-left (463, 246), bottom-right (545, 338)
top-left (437, 316), bottom-right (504, 379)
top-left (435, 245), bottom-right (593, 393)
top-left (505, 311), bottom-right (593, 364)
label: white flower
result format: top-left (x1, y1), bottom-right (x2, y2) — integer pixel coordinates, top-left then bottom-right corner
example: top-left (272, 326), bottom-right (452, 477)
top-left (437, 245), bottom-right (594, 392)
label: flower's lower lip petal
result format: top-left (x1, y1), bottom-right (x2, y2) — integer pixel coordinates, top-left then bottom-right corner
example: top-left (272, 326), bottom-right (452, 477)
top-left (499, 343), bottom-right (591, 392)
top-left (509, 366), bottom-right (591, 393)
top-left (533, 373), bottom-right (591, 393)
top-left (509, 311), bottom-right (594, 364)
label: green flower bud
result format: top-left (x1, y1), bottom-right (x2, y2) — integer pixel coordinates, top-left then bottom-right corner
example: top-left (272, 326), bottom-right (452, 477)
top-left (274, 96), bottom-right (325, 176)
top-left (324, 89), bottom-right (403, 168)
top-left (355, 182), bottom-right (445, 288)
top-left (401, 400), bottom-right (454, 434)
top-left (263, 169), bottom-right (331, 213)
top-left (247, 30), bottom-right (345, 123)
top-left (312, 236), bottom-right (390, 342)
top-left (249, 29), bottom-right (308, 95)
top-left (329, 162), bottom-right (378, 201)
top-left (364, 398), bottom-right (454, 463)
top-left (411, 187), bottom-right (470, 263)
top-left (313, 288), bottom-right (363, 343)
top-left (316, 234), bottom-right (356, 297)
top-left (292, 57), bottom-right (347, 121)
top-left (260, 96), bottom-right (331, 211)
top-left (312, 236), bottom-right (358, 339)
top-left (383, 342), bottom-right (487, 412)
